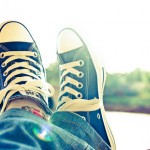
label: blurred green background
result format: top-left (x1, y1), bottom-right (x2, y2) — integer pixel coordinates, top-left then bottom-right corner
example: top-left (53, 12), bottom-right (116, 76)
top-left (47, 62), bottom-right (150, 114)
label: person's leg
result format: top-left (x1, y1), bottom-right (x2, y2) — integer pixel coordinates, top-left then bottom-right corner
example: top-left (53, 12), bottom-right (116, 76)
top-left (0, 21), bottom-right (54, 117)
top-left (0, 109), bottom-right (96, 150)
top-left (51, 111), bottom-right (111, 150)
top-left (56, 28), bottom-right (116, 150)
top-left (0, 21), bottom-right (70, 149)
top-left (0, 21), bottom-right (109, 150)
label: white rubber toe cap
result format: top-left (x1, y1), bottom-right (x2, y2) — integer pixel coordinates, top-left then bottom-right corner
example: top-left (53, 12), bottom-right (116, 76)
top-left (0, 21), bottom-right (33, 43)
top-left (57, 28), bottom-right (83, 54)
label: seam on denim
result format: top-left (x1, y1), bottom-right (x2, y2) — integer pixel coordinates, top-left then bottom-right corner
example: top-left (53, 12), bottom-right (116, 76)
top-left (0, 109), bottom-right (48, 124)
top-left (53, 112), bottom-right (110, 149)
top-left (52, 118), bottom-right (101, 147)
top-left (51, 127), bottom-right (85, 150)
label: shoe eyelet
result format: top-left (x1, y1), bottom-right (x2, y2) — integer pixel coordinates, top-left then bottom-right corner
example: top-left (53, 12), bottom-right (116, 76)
top-left (34, 52), bottom-right (38, 57)
top-left (1, 63), bottom-right (6, 67)
top-left (48, 89), bottom-right (51, 94)
top-left (4, 82), bottom-right (7, 86)
top-left (3, 71), bottom-right (8, 76)
top-left (77, 82), bottom-right (83, 89)
top-left (81, 116), bottom-right (86, 121)
top-left (0, 53), bottom-right (5, 58)
top-left (97, 113), bottom-right (100, 119)
top-left (78, 72), bottom-right (84, 78)
top-left (36, 70), bottom-right (40, 75)
top-left (76, 93), bottom-right (82, 99)
top-left (35, 62), bottom-right (38, 65)
top-left (79, 60), bottom-right (84, 66)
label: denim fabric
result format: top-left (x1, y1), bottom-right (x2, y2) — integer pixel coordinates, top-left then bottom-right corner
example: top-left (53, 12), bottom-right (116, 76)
top-left (0, 109), bottom-right (111, 150)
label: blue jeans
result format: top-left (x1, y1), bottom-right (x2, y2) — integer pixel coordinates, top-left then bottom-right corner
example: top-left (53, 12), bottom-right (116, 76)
top-left (0, 109), bottom-right (111, 150)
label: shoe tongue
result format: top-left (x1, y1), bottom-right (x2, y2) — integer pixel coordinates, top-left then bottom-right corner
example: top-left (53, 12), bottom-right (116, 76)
top-left (57, 46), bottom-right (83, 64)
top-left (1, 42), bottom-right (33, 51)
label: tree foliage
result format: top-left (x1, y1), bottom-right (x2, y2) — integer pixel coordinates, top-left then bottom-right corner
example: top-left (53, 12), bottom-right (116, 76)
top-left (46, 63), bottom-right (150, 109)
top-left (46, 62), bottom-right (59, 86)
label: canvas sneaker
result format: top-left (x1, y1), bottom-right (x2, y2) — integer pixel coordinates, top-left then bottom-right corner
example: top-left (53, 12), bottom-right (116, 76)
top-left (0, 21), bottom-right (54, 115)
top-left (57, 28), bottom-right (116, 149)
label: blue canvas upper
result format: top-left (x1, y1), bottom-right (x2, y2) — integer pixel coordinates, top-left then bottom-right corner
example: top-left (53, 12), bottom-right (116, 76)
top-left (0, 42), bottom-right (52, 114)
top-left (0, 42), bottom-right (44, 87)
top-left (58, 45), bottom-right (99, 101)
top-left (57, 44), bottom-right (110, 146)
top-left (0, 21), bottom-right (53, 115)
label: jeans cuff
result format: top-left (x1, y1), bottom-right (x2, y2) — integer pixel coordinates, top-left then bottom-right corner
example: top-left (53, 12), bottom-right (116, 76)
top-left (50, 111), bottom-right (111, 150)
top-left (0, 108), bottom-right (48, 124)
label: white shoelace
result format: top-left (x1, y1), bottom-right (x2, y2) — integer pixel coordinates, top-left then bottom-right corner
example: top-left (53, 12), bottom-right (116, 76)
top-left (0, 51), bottom-right (54, 114)
top-left (58, 60), bottom-right (101, 112)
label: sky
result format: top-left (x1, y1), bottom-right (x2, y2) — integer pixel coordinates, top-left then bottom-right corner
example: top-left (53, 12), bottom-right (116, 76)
top-left (1, 0), bottom-right (150, 73)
